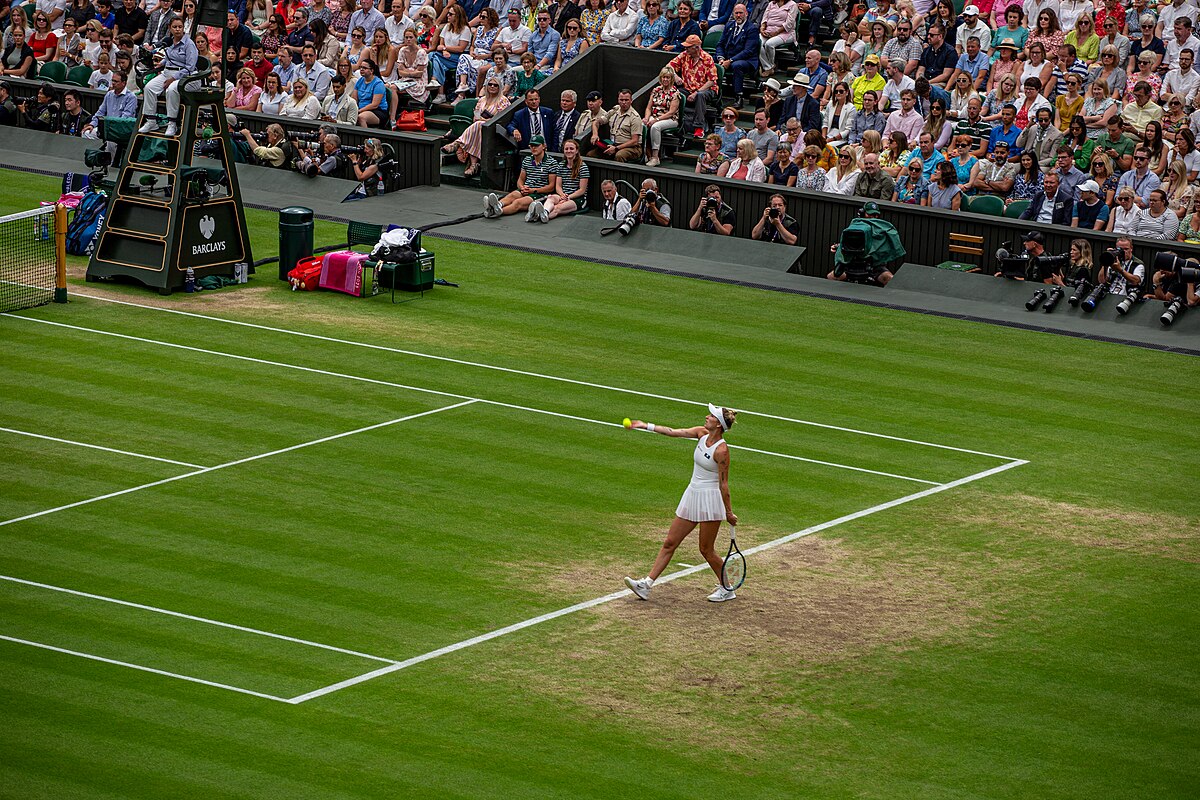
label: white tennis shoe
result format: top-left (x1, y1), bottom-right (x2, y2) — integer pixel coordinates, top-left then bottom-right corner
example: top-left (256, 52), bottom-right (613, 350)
top-left (164, 122), bottom-right (178, 137)
top-left (525, 200), bottom-right (542, 222)
top-left (707, 586), bottom-right (736, 602)
top-left (483, 193), bottom-right (502, 218)
top-left (537, 202), bottom-right (549, 224)
top-left (138, 120), bottom-right (160, 134)
top-left (624, 576), bottom-right (652, 600)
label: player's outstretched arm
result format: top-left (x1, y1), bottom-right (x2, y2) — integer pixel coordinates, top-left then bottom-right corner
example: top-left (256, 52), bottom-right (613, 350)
top-left (629, 420), bottom-right (704, 438)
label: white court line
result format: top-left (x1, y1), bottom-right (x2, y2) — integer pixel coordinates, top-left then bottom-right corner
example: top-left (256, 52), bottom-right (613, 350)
top-left (0, 426), bottom-right (207, 469)
top-left (0, 635), bottom-right (291, 703)
top-left (0, 575), bottom-right (398, 664)
top-left (0, 400), bottom-right (477, 528)
top-left (62, 295), bottom-right (1021, 461)
top-left (1, 315), bottom-right (945, 486)
top-left (286, 458), bottom-right (1029, 704)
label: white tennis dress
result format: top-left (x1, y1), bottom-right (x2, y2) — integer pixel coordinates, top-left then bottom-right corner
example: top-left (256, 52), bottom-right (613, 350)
top-left (675, 434), bottom-right (726, 523)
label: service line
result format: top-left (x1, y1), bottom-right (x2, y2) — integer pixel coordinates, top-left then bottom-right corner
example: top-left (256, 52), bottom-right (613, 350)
top-left (66, 294), bottom-right (1023, 461)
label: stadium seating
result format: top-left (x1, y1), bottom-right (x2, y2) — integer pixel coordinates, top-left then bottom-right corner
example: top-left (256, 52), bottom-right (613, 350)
top-left (1005, 200), bottom-right (1030, 219)
top-left (37, 62), bottom-right (67, 84)
top-left (65, 65), bottom-right (93, 87)
top-left (966, 195), bottom-right (1005, 217)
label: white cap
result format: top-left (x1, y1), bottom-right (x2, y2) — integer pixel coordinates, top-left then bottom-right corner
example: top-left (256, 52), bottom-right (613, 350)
top-left (708, 403), bottom-right (729, 430)
top-left (1079, 179), bottom-right (1100, 194)
top-left (964, 4), bottom-right (979, 14)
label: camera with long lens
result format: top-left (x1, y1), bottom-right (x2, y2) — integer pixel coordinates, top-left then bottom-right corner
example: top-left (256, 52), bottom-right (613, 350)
top-left (617, 213), bottom-right (639, 236)
top-left (1153, 252), bottom-right (1200, 284)
top-left (1081, 281), bottom-right (1109, 312)
top-left (340, 145), bottom-right (366, 157)
top-left (1068, 276), bottom-right (1093, 307)
top-left (1025, 287), bottom-right (1047, 310)
top-left (289, 130), bottom-right (321, 144)
top-left (196, 139), bottom-right (223, 157)
top-left (1043, 285), bottom-right (1065, 312)
top-left (1116, 284), bottom-right (1142, 315)
top-left (1161, 296), bottom-right (1188, 326)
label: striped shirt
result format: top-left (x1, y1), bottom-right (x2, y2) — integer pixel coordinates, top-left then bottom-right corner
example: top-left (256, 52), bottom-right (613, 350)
top-left (521, 153), bottom-right (559, 189)
top-left (555, 158), bottom-right (589, 196)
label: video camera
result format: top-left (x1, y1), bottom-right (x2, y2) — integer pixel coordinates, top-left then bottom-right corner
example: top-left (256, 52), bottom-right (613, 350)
top-left (837, 228), bottom-right (877, 283)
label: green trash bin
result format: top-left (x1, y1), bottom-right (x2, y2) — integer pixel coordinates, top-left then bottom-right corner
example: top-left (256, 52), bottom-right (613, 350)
top-left (278, 206), bottom-right (314, 281)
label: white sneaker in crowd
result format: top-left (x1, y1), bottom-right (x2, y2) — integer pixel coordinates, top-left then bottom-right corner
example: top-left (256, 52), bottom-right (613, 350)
top-left (537, 202), bottom-right (549, 223)
top-left (164, 122), bottom-right (178, 137)
top-left (624, 576), bottom-right (652, 600)
top-left (138, 120), bottom-right (159, 134)
top-left (645, 157), bottom-right (660, 167)
top-left (707, 585), bottom-right (736, 602)
top-left (483, 193), bottom-right (501, 218)
top-left (526, 200), bottom-right (542, 222)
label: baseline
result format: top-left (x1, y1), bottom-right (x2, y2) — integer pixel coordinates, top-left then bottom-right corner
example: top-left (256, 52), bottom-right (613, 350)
top-left (286, 458), bottom-right (1029, 704)
top-left (0, 426), bottom-right (206, 469)
top-left (63, 296), bottom-right (1021, 461)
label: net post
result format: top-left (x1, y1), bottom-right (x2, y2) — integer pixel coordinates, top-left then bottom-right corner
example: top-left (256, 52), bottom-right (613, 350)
top-left (54, 203), bottom-right (67, 303)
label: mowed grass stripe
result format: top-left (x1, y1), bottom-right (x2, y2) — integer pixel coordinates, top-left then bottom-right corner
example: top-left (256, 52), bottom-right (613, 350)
top-left (0, 580), bottom-right (383, 696)
top-left (11, 298), bottom-right (999, 483)
top-left (0, 436), bottom-right (184, 520)
top-left (1, 656), bottom-right (734, 799)
top-left (0, 319), bottom-right (454, 466)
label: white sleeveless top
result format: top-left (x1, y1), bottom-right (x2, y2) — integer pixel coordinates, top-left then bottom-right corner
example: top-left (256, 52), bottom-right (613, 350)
top-left (689, 434), bottom-right (722, 488)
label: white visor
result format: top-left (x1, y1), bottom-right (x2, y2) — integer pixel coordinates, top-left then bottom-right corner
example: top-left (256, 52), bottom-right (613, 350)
top-left (708, 403), bottom-right (728, 430)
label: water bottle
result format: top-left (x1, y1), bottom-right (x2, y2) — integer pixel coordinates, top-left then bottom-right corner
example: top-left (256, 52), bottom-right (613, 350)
top-left (184, 266), bottom-right (195, 293)
top-left (37, 216), bottom-right (49, 241)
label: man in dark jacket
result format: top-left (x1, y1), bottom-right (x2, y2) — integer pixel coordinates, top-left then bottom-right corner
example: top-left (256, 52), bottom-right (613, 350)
top-left (780, 72), bottom-right (820, 132)
top-left (1019, 172), bottom-right (1074, 226)
top-left (714, 3), bottom-right (759, 106)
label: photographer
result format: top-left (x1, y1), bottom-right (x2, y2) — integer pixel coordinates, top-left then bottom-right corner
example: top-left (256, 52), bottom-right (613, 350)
top-left (294, 131), bottom-right (343, 176)
top-left (688, 184), bottom-right (735, 236)
top-left (600, 180), bottom-right (632, 220)
top-left (1099, 237), bottom-right (1144, 298)
top-left (1147, 257), bottom-right (1200, 305)
top-left (751, 193), bottom-right (800, 245)
top-left (630, 178), bottom-right (671, 227)
top-left (347, 138), bottom-right (382, 196)
top-left (239, 122), bottom-right (295, 167)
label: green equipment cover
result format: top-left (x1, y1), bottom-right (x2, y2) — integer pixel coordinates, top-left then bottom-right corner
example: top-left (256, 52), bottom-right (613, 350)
top-left (833, 217), bottom-right (907, 268)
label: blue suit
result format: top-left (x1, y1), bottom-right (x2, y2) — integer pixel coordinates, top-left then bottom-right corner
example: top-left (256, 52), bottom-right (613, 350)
top-left (781, 92), bottom-right (820, 132)
top-left (506, 105), bottom-right (556, 146)
top-left (550, 107), bottom-right (580, 152)
top-left (715, 20), bottom-right (760, 97)
top-left (698, 0), bottom-right (741, 30)
top-left (1019, 191), bottom-right (1074, 227)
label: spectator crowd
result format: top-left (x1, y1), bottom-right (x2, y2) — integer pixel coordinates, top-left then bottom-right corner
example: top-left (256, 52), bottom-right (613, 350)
top-left (8, 0), bottom-right (1200, 244)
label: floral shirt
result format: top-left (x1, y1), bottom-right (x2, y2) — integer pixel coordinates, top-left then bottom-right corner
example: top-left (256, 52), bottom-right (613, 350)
top-left (1010, 172), bottom-right (1044, 200)
top-left (667, 48), bottom-right (717, 93)
top-left (579, 8), bottom-right (610, 44)
top-left (636, 14), bottom-right (668, 46)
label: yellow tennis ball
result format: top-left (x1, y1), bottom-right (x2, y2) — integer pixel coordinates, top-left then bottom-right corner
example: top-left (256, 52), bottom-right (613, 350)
top-left (622, 418), bottom-right (632, 429)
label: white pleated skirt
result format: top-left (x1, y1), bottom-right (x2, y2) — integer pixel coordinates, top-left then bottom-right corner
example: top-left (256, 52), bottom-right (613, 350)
top-left (675, 483), bottom-right (725, 523)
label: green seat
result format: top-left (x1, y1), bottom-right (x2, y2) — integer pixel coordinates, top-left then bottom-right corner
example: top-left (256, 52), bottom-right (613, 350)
top-left (65, 64), bottom-right (93, 86)
top-left (348, 220), bottom-right (383, 251)
top-left (37, 61), bottom-right (66, 83)
top-left (967, 194), bottom-right (1005, 216)
top-left (702, 30), bottom-right (722, 54)
top-left (448, 97), bottom-right (477, 140)
top-left (1004, 199), bottom-right (1030, 218)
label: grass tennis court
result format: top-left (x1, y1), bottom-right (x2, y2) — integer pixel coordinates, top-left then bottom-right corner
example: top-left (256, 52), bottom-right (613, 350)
top-left (1, 169), bottom-right (1197, 798)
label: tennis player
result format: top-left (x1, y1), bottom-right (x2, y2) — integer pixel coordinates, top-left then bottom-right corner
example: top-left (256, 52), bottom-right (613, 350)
top-left (624, 404), bottom-right (739, 602)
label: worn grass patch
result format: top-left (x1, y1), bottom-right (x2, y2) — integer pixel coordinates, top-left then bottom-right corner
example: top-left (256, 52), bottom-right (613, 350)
top-left (485, 533), bottom-right (995, 757)
top-left (945, 491), bottom-right (1200, 563)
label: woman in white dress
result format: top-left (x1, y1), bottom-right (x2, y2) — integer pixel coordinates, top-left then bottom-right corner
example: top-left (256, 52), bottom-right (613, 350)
top-left (623, 405), bottom-right (740, 603)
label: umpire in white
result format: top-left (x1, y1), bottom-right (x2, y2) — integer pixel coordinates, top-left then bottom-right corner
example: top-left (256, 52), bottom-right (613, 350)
top-left (138, 17), bottom-right (197, 138)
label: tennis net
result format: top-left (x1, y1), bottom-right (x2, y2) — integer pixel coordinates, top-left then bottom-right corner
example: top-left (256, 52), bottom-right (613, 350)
top-left (0, 205), bottom-right (67, 313)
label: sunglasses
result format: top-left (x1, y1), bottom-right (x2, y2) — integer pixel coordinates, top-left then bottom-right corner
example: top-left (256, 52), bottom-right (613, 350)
top-left (1172, 99), bottom-right (1183, 105)
top-left (722, 113), bottom-right (735, 119)
top-left (352, 32), bottom-right (363, 37)
top-left (805, 154), bottom-right (817, 158)
top-left (909, 165), bottom-right (920, 171)
top-left (1134, 155), bottom-right (1149, 160)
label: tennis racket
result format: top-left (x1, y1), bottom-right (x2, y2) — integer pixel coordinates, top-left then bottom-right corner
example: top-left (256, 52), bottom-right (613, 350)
top-left (720, 526), bottom-right (745, 591)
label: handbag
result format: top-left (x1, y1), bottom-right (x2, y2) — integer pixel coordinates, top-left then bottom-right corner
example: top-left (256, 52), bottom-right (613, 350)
top-left (395, 109), bottom-right (426, 132)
